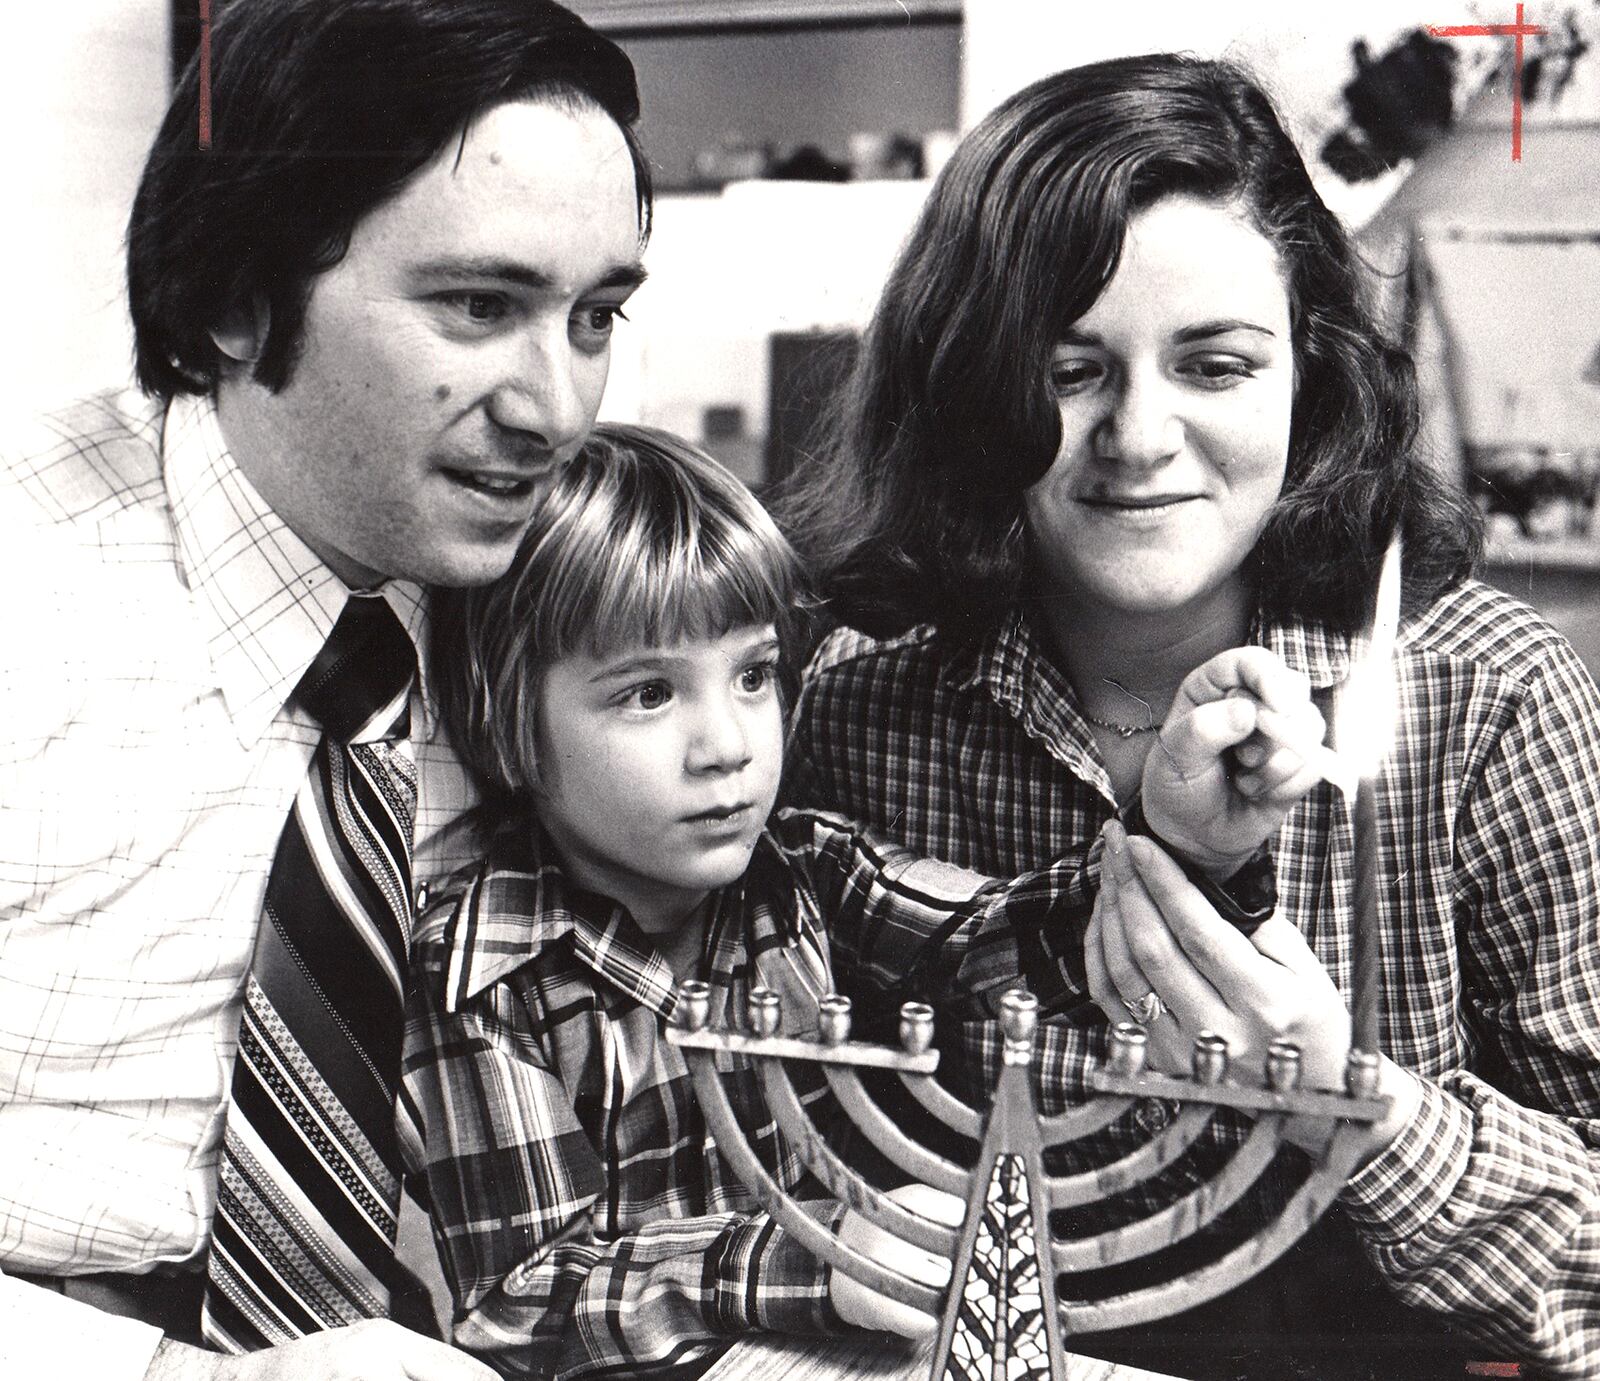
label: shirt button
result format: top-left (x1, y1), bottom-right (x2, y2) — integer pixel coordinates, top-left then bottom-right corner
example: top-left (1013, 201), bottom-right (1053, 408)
top-left (414, 883), bottom-right (430, 913)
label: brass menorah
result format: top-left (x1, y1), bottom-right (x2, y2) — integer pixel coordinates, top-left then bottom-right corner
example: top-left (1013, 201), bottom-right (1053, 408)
top-left (667, 981), bottom-right (1390, 1381)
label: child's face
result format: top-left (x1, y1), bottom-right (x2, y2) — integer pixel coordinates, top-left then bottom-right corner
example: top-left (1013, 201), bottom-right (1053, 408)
top-left (535, 622), bottom-right (785, 931)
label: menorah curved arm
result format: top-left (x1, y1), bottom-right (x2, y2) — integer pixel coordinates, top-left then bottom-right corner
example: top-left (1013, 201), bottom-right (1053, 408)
top-left (679, 1051), bottom-right (945, 1313)
top-left (897, 1071), bottom-right (984, 1140)
top-left (1042, 1104), bottom-right (1215, 1208)
top-left (1036, 1094), bottom-right (1137, 1143)
top-left (1055, 1117), bottom-right (1373, 1334)
top-left (1050, 1114), bottom-right (1285, 1272)
top-left (822, 1066), bottom-right (970, 1197)
top-left (757, 1058), bottom-right (961, 1257)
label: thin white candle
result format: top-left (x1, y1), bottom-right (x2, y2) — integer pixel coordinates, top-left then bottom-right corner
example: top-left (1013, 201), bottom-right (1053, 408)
top-left (1341, 538), bottom-right (1403, 1054)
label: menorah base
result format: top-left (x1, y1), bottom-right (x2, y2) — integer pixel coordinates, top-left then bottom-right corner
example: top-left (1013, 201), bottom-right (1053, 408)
top-left (701, 1329), bottom-right (1188, 1381)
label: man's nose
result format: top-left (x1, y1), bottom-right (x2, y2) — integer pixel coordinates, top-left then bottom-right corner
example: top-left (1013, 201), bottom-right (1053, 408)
top-left (1094, 373), bottom-right (1184, 468)
top-left (487, 325), bottom-right (590, 454)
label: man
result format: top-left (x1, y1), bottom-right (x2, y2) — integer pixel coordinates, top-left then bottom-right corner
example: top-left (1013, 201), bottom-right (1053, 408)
top-left (0, 2), bottom-right (649, 1377)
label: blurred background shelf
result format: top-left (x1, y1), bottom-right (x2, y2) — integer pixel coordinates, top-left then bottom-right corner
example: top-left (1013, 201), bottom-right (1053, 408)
top-left (1483, 537), bottom-right (1600, 573)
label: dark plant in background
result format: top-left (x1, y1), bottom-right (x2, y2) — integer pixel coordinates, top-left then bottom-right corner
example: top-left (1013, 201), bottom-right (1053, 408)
top-left (1322, 3), bottom-right (1599, 183)
top-left (1323, 32), bottom-right (1459, 180)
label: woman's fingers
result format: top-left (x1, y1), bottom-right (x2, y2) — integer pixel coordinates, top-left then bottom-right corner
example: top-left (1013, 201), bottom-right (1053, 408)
top-left (1119, 834), bottom-right (1278, 1010)
top-left (1095, 846), bottom-right (1156, 1007)
top-left (1101, 825), bottom-right (1224, 1025)
top-left (1084, 871), bottom-right (1125, 1023)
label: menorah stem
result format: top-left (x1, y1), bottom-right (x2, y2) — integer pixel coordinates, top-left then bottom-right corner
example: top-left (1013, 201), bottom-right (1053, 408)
top-left (930, 1058), bottom-right (1070, 1381)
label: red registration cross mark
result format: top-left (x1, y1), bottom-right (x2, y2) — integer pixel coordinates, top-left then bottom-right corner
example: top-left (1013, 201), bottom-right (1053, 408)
top-left (1426, 3), bottom-right (1547, 161)
top-left (199, 0), bottom-right (213, 149)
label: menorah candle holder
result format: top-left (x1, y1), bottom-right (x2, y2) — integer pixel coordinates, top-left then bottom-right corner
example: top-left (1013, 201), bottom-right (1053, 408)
top-left (667, 982), bottom-right (1390, 1381)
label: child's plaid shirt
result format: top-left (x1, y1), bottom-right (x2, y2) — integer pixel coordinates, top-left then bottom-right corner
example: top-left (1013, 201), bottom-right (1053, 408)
top-left (398, 808), bottom-right (1087, 1379)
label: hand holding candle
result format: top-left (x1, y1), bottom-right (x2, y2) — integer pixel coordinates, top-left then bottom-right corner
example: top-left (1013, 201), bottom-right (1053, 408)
top-left (1142, 646), bottom-right (1338, 877)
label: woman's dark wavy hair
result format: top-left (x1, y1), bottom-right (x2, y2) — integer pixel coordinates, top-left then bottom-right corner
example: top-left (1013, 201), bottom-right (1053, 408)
top-left (776, 53), bottom-right (1478, 642)
top-left (128, 0), bottom-right (652, 400)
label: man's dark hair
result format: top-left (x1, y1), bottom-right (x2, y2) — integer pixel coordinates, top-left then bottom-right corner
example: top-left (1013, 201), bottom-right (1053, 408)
top-left (128, 0), bottom-right (652, 400)
top-left (777, 53), bottom-right (1478, 642)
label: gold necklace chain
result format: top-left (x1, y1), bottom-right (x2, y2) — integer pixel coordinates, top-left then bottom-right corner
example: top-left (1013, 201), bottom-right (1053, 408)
top-left (1078, 677), bottom-right (1162, 739)
top-left (1078, 707), bottom-right (1158, 739)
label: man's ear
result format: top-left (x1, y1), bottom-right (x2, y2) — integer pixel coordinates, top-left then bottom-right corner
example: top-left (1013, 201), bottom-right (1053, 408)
top-left (210, 295), bottom-right (270, 365)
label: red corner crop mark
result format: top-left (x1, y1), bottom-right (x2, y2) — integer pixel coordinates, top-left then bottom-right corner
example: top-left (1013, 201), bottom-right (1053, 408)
top-left (1426, 3), bottom-right (1547, 161)
top-left (199, 0), bottom-right (213, 150)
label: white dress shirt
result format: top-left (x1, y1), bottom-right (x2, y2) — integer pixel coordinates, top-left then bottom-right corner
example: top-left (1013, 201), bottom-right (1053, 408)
top-left (0, 389), bottom-right (480, 1376)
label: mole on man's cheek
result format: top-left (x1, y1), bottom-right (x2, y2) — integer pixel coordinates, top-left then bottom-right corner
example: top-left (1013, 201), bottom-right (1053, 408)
top-left (435, 384), bottom-right (451, 401)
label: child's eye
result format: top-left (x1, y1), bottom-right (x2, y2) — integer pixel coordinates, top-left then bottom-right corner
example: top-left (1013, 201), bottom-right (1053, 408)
top-left (623, 681), bottom-right (670, 710)
top-left (738, 661), bottom-right (777, 694)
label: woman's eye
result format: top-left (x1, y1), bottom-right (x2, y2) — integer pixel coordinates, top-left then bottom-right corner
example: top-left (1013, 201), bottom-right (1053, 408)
top-left (1049, 360), bottom-right (1102, 393)
top-left (1186, 356), bottom-right (1256, 386)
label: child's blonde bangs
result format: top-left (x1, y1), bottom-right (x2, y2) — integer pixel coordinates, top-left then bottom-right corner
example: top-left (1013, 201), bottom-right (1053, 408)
top-left (535, 427), bottom-right (802, 660)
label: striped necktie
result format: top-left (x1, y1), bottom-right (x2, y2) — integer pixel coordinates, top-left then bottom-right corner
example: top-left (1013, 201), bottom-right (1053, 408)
top-left (203, 594), bottom-right (418, 1351)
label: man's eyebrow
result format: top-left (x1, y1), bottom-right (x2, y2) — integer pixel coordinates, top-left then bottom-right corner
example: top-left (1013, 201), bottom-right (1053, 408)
top-left (407, 257), bottom-right (648, 293)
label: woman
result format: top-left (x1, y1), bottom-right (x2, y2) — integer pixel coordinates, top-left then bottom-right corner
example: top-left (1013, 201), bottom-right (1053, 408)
top-left (782, 53), bottom-right (1600, 1379)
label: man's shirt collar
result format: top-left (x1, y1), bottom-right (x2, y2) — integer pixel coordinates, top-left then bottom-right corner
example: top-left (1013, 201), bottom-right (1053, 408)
top-left (164, 392), bottom-right (432, 746)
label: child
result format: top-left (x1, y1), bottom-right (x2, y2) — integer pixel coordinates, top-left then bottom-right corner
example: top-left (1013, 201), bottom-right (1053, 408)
top-left (400, 424), bottom-right (1321, 1380)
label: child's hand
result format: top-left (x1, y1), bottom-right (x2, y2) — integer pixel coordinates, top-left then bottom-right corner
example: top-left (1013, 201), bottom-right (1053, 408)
top-left (831, 1183), bottom-right (960, 1337)
top-left (1140, 648), bottom-right (1332, 878)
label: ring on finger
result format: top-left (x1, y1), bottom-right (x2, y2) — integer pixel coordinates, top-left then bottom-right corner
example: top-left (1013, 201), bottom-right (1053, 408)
top-left (1122, 990), bottom-right (1166, 1025)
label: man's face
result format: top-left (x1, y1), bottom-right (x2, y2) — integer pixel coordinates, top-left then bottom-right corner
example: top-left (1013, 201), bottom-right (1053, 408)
top-left (219, 98), bottom-right (645, 588)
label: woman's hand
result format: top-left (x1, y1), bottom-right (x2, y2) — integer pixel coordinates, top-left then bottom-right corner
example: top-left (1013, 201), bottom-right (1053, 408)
top-left (1140, 647), bottom-right (1330, 877)
top-left (1085, 821), bottom-right (1419, 1160)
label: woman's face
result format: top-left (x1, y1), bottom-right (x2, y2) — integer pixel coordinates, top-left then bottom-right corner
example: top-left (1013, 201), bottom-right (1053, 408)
top-left (1024, 194), bottom-right (1295, 624)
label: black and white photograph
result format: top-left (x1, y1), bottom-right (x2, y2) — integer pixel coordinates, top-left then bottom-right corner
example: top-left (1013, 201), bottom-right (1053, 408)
top-left (4, 3), bottom-right (1600, 1380)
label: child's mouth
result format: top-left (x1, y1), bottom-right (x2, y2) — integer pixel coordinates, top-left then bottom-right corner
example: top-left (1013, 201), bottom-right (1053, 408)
top-left (685, 803), bottom-right (754, 826)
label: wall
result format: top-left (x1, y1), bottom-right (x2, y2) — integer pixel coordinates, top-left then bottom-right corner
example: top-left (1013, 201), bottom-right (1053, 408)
top-left (2, 1), bottom-right (170, 419)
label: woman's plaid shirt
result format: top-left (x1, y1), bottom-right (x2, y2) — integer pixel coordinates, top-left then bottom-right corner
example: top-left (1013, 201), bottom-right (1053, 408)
top-left (398, 811), bottom-right (1087, 1379)
top-left (791, 578), bottom-right (1600, 1378)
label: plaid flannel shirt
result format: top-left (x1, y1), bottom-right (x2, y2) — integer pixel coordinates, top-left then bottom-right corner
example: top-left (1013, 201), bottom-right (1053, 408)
top-left (791, 580), bottom-right (1600, 1379)
top-left (398, 808), bottom-right (1087, 1380)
